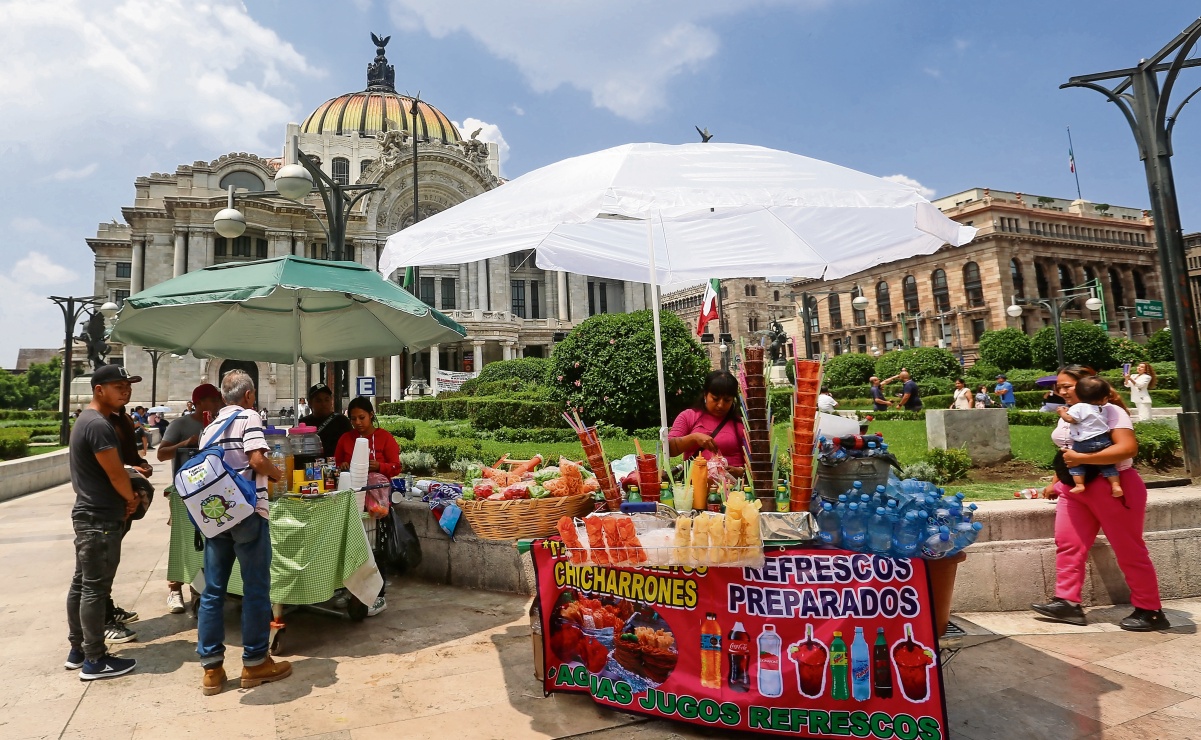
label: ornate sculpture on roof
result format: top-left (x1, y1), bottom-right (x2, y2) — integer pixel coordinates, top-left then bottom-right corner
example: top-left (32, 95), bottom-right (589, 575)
top-left (367, 32), bottom-right (396, 92)
top-left (376, 127), bottom-right (409, 170)
top-left (76, 311), bottom-right (110, 372)
top-left (459, 127), bottom-right (488, 163)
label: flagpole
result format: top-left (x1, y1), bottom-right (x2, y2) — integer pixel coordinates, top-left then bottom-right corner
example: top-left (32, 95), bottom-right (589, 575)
top-left (1067, 126), bottom-right (1083, 200)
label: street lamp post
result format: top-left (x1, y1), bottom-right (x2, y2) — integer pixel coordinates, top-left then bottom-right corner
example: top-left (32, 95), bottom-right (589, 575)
top-left (144, 348), bottom-right (165, 407)
top-left (798, 288), bottom-right (869, 359)
top-left (1007, 286), bottom-right (1104, 370)
top-left (48, 296), bottom-right (119, 445)
top-left (1062, 16), bottom-right (1201, 474)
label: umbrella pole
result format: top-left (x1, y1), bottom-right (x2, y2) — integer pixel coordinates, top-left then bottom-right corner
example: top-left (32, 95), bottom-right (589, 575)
top-left (646, 215), bottom-right (669, 458)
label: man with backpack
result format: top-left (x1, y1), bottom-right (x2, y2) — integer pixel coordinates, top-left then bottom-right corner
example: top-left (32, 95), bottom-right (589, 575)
top-left (194, 370), bottom-right (289, 696)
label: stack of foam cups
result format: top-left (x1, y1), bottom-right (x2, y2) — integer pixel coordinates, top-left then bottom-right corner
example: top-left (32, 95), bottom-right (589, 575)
top-left (741, 346), bottom-right (776, 512)
top-left (791, 359), bottom-right (822, 511)
top-left (350, 437), bottom-right (370, 510)
top-left (635, 453), bottom-right (661, 502)
top-left (578, 427), bottom-right (621, 511)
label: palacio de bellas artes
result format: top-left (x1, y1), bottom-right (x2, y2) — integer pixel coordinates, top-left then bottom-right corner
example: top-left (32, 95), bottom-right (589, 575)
top-left (87, 37), bottom-right (659, 410)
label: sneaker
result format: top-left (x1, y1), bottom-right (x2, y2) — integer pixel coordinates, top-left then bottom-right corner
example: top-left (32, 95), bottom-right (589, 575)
top-left (202, 664), bottom-right (227, 696)
top-left (111, 605), bottom-right (139, 624)
top-left (367, 595), bottom-right (387, 617)
top-left (331, 589), bottom-right (350, 609)
top-left (1119, 607), bottom-right (1171, 632)
top-left (104, 621), bottom-right (137, 644)
top-left (79, 653), bottom-right (136, 680)
top-left (64, 647), bottom-right (85, 670)
top-left (167, 590), bottom-right (186, 614)
top-left (240, 656), bottom-right (292, 688)
top-left (1031, 598), bottom-right (1087, 626)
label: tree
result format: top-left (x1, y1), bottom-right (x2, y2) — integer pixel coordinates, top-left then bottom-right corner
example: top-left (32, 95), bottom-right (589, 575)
top-left (24, 357), bottom-right (61, 411)
top-left (1030, 321), bottom-right (1114, 370)
top-left (874, 347), bottom-right (960, 382)
top-left (977, 328), bottom-right (1033, 371)
top-left (822, 353), bottom-right (876, 388)
top-left (549, 310), bottom-right (711, 430)
top-left (1146, 328), bottom-right (1174, 362)
top-left (0, 368), bottom-right (28, 409)
top-left (1109, 337), bottom-right (1150, 366)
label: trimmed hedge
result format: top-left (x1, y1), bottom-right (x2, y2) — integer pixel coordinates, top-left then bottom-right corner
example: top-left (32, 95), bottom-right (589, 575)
top-left (1133, 422), bottom-right (1182, 467)
top-left (770, 388), bottom-right (793, 421)
top-left (381, 420), bottom-right (416, 440)
top-left (0, 410), bottom-right (59, 421)
top-left (0, 428), bottom-right (31, 460)
top-left (378, 398), bottom-right (568, 430)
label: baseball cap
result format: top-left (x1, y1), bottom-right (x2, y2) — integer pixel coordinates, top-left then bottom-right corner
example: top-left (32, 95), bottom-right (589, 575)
top-left (996, 374), bottom-right (1007, 380)
top-left (191, 383), bottom-right (221, 404)
top-left (308, 382), bottom-right (333, 399)
top-left (92, 364), bottom-right (141, 385)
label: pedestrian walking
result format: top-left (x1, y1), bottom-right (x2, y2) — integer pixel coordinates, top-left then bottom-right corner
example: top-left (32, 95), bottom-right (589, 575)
top-left (994, 374), bottom-right (1016, 409)
top-left (196, 370), bottom-right (290, 696)
top-left (974, 384), bottom-right (991, 409)
top-left (950, 378), bottom-right (972, 409)
top-left (1124, 362), bottom-right (1157, 422)
top-left (65, 364), bottom-right (142, 680)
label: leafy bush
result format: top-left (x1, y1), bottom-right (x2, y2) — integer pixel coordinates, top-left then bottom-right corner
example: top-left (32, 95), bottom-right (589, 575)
top-left (965, 361), bottom-right (1002, 382)
top-left (0, 428), bottom-right (31, 459)
top-left (1109, 337), bottom-right (1150, 366)
top-left (450, 458), bottom-right (485, 476)
top-left (400, 450), bottom-right (436, 474)
top-left (1133, 422), bottom-right (1181, 468)
top-left (823, 353), bottom-right (877, 388)
top-left (409, 439), bottom-right (486, 469)
top-left (1031, 321), bottom-right (1114, 370)
top-left (550, 310), bottom-right (710, 431)
top-left (1008, 411), bottom-right (1059, 427)
top-left (633, 427), bottom-right (662, 441)
top-left (379, 398), bottom-right (567, 430)
top-left (770, 387), bottom-right (794, 421)
top-left (874, 347), bottom-right (961, 383)
top-left (977, 328), bottom-right (1033, 370)
top-left (476, 357), bottom-right (551, 385)
top-left (382, 419), bottom-right (416, 440)
top-left (485, 427), bottom-right (580, 444)
top-left (923, 447), bottom-right (972, 482)
top-left (0, 409), bottom-right (60, 421)
top-left (832, 378), bottom-right (955, 402)
top-left (901, 460), bottom-right (941, 484)
top-left (30, 434), bottom-right (58, 443)
top-left (1146, 328), bottom-right (1174, 362)
top-left (855, 410), bottom-right (926, 421)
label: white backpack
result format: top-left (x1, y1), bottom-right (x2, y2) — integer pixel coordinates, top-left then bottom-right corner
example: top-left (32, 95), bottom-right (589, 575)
top-left (174, 412), bottom-right (258, 538)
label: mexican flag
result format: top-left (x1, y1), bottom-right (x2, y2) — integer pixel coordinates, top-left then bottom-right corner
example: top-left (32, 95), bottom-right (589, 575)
top-left (696, 278), bottom-right (720, 337)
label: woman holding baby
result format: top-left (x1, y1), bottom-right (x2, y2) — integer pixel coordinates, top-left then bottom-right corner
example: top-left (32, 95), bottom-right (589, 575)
top-left (1029, 365), bottom-right (1170, 632)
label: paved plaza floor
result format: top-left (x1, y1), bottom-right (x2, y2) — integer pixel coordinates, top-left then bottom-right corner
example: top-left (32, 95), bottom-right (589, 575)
top-left (2, 470), bottom-right (1199, 739)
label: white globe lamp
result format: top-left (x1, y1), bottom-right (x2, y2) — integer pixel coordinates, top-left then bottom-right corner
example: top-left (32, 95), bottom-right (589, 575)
top-left (1006, 304), bottom-right (1024, 318)
top-left (1085, 296), bottom-right (1103, 311)
top-left (214, 208), bottom-right (246, 239)
top-left (851, 295), bottom-right (870, 310)
top-left (274, 164), bottom-right (314, 201)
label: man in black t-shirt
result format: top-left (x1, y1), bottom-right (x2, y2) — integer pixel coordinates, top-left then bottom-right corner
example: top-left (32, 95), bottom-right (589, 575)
top-left (868, 377), bottom-right (892, 412)
top-left (66, 364), bottom-right (142, 680)
top-left (297, 383), bottom-right (352, 456)
top-left (880, 368), bottom-right (923, 411)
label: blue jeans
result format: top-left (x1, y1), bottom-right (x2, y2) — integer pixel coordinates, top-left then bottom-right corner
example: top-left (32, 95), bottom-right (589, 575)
top-left (1069, 434), bottom-right (1119, 479)
top-left (1001, 401), bottom-right (1016, 409)
top-left (66, 515), bottom-right (125, 661)
top-left (197, 515), bottom-right (272, 668)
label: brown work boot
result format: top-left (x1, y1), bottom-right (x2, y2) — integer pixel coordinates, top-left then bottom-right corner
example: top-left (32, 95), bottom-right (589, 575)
top-left (202, 664), bottom-right (227, 696)
top-left (240, 656), bottom-right (292, 688)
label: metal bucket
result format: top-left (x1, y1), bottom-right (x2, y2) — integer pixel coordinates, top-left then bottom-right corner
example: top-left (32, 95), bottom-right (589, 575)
top-left (814, 457), bottom-right (892, 502)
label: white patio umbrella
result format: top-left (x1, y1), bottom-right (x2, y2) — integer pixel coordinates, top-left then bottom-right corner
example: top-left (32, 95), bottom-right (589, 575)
top-left (379, 142), bottom-right (977, 437)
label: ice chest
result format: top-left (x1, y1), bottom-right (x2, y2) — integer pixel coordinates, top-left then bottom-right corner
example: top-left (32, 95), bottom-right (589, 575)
top-left (814, 457), bottom-right (891, 502)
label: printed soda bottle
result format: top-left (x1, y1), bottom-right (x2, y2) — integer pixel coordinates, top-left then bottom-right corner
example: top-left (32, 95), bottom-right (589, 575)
top-left (700, 613), bottom-right (722, 689)
top-left (850, 627), bottom-right (871, 701)
top-left (727, 621), bottom-right (749, 693)
top-left (757, 624), bottom-right (783, 698)
top-left (873, 627), bottom-right (893, 699)
top-left (829, 631), bottom-right (849, 700)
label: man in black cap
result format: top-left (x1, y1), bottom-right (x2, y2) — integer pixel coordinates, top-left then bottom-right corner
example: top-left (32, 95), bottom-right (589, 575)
top-left (66, 364), bottom-right (142, 680)
top-left (297, 383), bottom-right (352, 456)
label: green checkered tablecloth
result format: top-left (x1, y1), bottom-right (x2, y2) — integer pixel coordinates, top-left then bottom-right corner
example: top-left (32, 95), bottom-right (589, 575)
top-left (167, 489), bottom-right (379, 605)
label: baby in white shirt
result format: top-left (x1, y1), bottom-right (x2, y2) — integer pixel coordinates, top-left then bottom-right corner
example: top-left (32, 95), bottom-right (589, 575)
top-left (1056, 376), bottom-right (1122, 497)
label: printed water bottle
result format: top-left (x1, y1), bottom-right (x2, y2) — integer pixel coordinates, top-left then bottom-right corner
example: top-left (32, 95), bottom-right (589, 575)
top-left (949, 521), bottom-right (984, 554)
top-left (841, 503), bottom-right (867, 552)
top-left (817, 502), bottom-right (842, 547)
top-left (892, 511), bottom-right (922, 558)
top-left (868, 507), bottom-right (893, 555)
top-left (757, 624), bottom-right (783, 698)
top-left (850, 627), bottom-right (871, 701)
top-left (921, 525), bottom-right (954, 559)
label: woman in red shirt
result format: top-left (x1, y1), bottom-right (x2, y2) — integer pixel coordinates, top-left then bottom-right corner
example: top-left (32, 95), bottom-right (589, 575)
top-left (334, 397), bottom-right (402, 477)
top-left (668, 370), bottom-right (746, 476)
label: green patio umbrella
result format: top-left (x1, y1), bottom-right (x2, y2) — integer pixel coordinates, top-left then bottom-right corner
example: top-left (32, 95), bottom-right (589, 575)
top-left (109, 256), bottom-right (464, 363)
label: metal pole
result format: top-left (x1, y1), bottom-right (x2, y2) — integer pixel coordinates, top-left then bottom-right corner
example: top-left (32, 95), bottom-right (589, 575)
top-left (801, 292), bottom-right (813, 360)
top-left (58, 297), bottom-right (74, 446)
top-left (1051, 300), bottom-right (1065, 370)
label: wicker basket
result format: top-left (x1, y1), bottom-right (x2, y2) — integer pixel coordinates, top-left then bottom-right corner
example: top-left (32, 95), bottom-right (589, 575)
top-left (456, 493), bottom-right (597, 540)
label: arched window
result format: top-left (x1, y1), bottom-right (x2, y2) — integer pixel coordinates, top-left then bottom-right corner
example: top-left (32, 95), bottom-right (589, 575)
top-left (902, 275), bottom-right (919, 313)
top-left (851, 286), bottom-right (866, 325)
top-left (218, 170), bottom-right (264, 192)
top-left (1058, 264), bottom-right (1074, 292)
top-left (1133, 270), bottom-right (1147, 299)
top-left (1035, 263), bottom-right (1050, 299)
top-left (1109, 268), bottom-right (1125, 307)
top-left (744, 285), bottom-right (751, 297)
top-left (828, 294), bottom-right (843, 330)
top-left (750, 284), bottom-right (758, 297)
top-left (1083, 265), bottom-right (1096, 283)
top-left (963, 262), bottom-right (984, 307)
top-left (1010, 259), bottom-right (1025, 297)
top-left (331, 157), bottom-right (350, 186)
top-left (876, 281), bottom-right (891, 321)
top-left (359, 159), bottom-right (373, 179)
top-left (807, 296), bottom-right (820, 333)
top-left (773, 290), bottom-right (780, 302)
top-left (931, 269), bottom-right (950, 312)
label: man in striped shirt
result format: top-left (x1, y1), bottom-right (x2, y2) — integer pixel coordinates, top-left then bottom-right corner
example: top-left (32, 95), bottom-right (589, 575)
top-left (195, 370), bottom-right (290, 696)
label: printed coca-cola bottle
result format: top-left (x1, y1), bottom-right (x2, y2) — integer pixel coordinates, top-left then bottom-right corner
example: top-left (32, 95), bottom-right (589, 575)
top-left (727, 621), bottom-right (749, 692)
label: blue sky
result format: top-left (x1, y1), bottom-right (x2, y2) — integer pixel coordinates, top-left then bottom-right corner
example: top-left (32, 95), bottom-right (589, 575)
top-left (1, 0), bottom-right (1199, 366)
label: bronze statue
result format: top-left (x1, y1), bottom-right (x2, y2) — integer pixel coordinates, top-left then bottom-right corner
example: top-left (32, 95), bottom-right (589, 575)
top-left (76, 311), bottom-right (110, 371)
top-left (696, 126), bottom-right (714, 143)
top-left (768, 318), bottom-right (788, 364)
top-left (367, 32), bottom-right (396, 91)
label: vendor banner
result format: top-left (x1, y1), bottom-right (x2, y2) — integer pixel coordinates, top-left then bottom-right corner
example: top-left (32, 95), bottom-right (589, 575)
top-left (434, 369), bottom-right (476, 394)
top-left (534, 542), bottom-right (948, 739)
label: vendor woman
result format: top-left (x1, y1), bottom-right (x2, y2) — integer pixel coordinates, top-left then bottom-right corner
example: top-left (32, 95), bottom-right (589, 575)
top-left (668, 370), bottom-right (746, 476)
top-left (334, 397), bottom-right (402, 477)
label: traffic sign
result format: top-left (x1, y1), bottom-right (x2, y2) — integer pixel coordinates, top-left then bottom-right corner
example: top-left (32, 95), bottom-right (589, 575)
top-left (355, 376), bottom-right (376, 397)
top-left (1135, 299), bottom-right (1165, 319)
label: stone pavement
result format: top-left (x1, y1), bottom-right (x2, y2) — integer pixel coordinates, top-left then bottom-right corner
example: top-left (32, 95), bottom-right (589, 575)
top-left (1, 471), bottom-right (1199, 739)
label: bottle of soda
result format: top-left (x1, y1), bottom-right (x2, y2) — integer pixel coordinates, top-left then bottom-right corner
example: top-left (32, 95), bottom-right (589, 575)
top-left (757, 624), bottom-right (783, 698)
top-left (873, 627), bottom-right (893, 699)
top-left (727, 621), bottom-right (749, 693)
top-left (850, 627), bottom-right (871, 701)
top-left (660, 482), bottom-right (674, 509)
top-left (743, 484), bottom-right (756, 502)
top-left (628, 484), bottom-right (642, 503)
top-left (707, 490), bottom-right (723, 513)
top-left (700, 613), bottom-right (722, 689)
top-left (830, 630), bottom-right (849, 700)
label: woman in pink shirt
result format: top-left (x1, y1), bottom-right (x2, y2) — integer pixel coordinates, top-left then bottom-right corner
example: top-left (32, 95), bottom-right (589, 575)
top-left (668, 370), bottom-right (746, 476)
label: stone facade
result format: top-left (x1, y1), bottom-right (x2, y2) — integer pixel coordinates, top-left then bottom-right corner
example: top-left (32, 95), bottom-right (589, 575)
top-left (660, 278), bottom-right (795, 368)
top-left (1185, 231), bottom-right (1201, 332)
top-left (792, 188), bottom-right (1165, 361)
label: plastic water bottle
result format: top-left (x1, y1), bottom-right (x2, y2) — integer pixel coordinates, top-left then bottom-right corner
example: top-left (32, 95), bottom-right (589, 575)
top-left (836, 494), bottom-right (850, 515)
top-left (817, 502), bottom-right (843, 547)
top-left (757, 625), bottom-right (783, 698)
top-left (962, 503), bottom-right (979, 522)
top-left (950, 521), bottom-right (984, 553)
top-left (885, 499), bottom-right (900, 521)
top-left (850, 627), bottom-right (871, 701)
top-left (892, 511), bottom-right (922, 558)
top-left (847, 481), bottom-right (864, 501)
top-left (921, 525), bottom-right (954, 559)
top-left (868, 507), bottom-right (893, 554)
top-left (841, 503), bottom-right (867, 552)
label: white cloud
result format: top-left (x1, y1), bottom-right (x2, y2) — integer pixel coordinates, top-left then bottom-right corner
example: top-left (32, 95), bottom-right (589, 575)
top-left (923, 67), bottom-right (942, 78)
top-left (509, 104), bottom-right (525, 116)
top-left (14, 252), bottom-right (78, 285)
top-left (453, 116), bottom-right (509, 170)
top-left (386, 1), bottom-right (824, 121)
top-left (45, 162), bottom-right (99, 181)
top-left (0, 0), bottom-right (318, 160)
top-left (954, 38), bottom-right (970, 52)
top-left (882, 174), bottom-right (936, 199)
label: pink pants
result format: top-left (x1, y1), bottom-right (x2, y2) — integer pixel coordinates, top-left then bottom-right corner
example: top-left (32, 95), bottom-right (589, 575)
top-left (1053, 468), bottom-right (1162, 610)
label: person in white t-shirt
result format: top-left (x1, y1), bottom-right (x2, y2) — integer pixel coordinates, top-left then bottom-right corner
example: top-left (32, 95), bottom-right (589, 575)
top-left (817, 387), bottom-right (838, 414)
top-left (1056, 375), bottom-right (1122, 498)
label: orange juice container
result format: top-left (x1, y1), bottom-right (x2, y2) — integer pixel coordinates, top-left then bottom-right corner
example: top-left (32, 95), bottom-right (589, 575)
top-left (691, 457), bottom-right (709, 511)
top-left (700, 612), bottom-right (723, 689)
